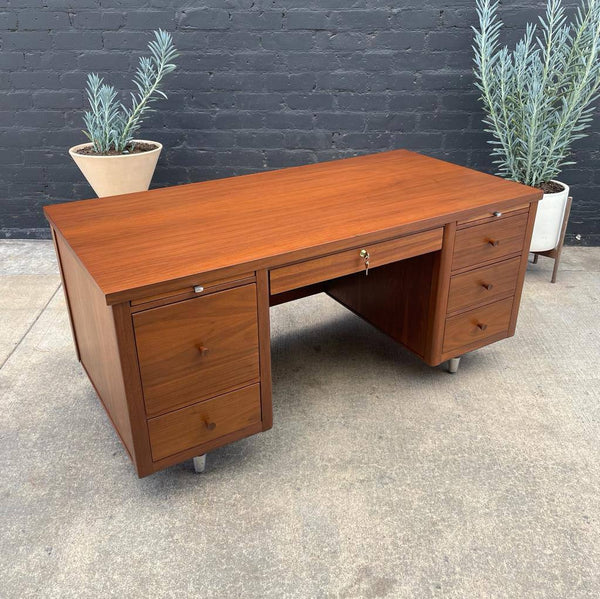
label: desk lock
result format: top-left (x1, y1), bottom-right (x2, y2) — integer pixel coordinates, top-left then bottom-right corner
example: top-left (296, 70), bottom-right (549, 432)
top-left (359, 249), bottom-right (370, 275)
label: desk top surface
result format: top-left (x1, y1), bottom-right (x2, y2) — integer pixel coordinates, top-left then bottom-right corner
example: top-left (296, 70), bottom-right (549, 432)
top-left (45, 149), bottom-right (541, 303)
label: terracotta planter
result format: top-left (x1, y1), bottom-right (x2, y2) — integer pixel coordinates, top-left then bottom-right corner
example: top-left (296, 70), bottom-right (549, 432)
top-left (529, 180), bottom-right (570, 252)
top-left (69, 140), bottom-right (162, 198)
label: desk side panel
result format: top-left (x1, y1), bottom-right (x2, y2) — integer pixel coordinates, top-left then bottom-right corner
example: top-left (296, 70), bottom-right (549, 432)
top-left (54, 232), bottom-right (136, 461)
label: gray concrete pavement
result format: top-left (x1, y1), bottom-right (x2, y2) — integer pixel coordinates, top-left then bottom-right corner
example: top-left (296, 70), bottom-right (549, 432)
top-left (1, 240), bottom-right (599, 598)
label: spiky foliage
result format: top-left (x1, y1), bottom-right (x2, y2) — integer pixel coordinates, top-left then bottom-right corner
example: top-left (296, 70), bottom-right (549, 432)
top-left (82, 30), bottom-right (178, 154)
top-left (473, 0), bottom-right (600, 187)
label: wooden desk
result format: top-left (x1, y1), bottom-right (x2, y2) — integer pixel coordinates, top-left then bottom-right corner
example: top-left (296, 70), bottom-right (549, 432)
top-left (44, 150), bottom-right (542, 477)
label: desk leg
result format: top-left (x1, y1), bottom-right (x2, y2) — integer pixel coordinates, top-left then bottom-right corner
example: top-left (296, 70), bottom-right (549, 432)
top-left (447, 357), bottom-right (461, 374)
top-left (193, 455), bottom-right (206, 473)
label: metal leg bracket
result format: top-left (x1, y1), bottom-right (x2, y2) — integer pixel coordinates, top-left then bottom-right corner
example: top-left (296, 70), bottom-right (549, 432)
top-left (447, 357), bottom-right (461, 374)
top-left (193, 455), bottom-right (207, 473)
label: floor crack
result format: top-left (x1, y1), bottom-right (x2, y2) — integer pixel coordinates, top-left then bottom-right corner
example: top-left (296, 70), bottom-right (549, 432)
top-left (0, 283), bottom-right (61, 372)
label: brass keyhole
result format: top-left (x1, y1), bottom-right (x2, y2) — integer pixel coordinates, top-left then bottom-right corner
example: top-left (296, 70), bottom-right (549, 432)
top-left (359, 249), bottom-right (370, 275)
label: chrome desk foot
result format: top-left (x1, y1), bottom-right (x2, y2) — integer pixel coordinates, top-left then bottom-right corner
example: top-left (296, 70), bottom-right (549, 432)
top-left (447, 357), bottom-right (461, 374)
top-left (193, 455), bottom-right (207, 473)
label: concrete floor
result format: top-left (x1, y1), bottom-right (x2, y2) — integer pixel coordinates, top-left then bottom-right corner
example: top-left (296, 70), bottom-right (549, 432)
top-left (1, 240), bottom-right (599, 599)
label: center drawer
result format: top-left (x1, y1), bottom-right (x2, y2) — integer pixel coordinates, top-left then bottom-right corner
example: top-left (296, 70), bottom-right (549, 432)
top-left (133, 284), bottom-right (260, 417)
top-left (270, 228), bottom-right (443, 295)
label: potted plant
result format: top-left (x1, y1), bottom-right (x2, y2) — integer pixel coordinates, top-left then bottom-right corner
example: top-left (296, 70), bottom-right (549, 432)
top-left (70, 29), bottom-right (178, 198)
top-left (473, 0), bottom-right (600, 252)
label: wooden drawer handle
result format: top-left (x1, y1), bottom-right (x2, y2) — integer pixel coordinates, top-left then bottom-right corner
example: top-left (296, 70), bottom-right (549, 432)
top-left (477, 323), bottom-right (488, 331)
top-left (203, 419), bottom-right (216, 431)
top-left (196, 344), bottom-right (209, 357)
top-left (481, 283), bottom-right (494, 291)
top-left (487, 239), bottom-right (500, 247)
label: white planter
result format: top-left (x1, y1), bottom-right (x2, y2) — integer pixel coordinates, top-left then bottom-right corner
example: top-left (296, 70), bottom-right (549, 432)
top-left (529, 180), bottom-right (570, 253)
top-left (69, 140), bottom-right (162, 198)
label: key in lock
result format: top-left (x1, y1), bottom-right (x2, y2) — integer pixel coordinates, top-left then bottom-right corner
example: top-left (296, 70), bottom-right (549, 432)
top-left (359, 249), bottom-right (370, 275)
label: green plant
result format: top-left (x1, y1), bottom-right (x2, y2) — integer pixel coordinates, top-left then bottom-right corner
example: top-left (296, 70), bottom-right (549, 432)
top-left (83, 29), bottom-right (178, 154)
top-left (473, 0), bottom-right (600, 188)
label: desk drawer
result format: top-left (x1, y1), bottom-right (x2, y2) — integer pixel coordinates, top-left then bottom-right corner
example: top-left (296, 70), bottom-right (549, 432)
top-left (447, 257), bottom-right (520, 314)
top-left (452, 213), bottom-right (528, 271)
top-left (270, 228), bottom-right (443, 295)
top-left (443, 297), bottom-right (513, 354)
top-left (134, 284), bottom-right (260, 417)
top-left (148, 384), bottom-right (262, 461)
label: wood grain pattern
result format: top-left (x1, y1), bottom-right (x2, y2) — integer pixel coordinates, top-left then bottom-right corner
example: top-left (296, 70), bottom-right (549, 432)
top-left (256, 270), bottom-right (273, 431)
top-left (270, 227), bottom-right (443, 295)
top-left (130, 272), bottom-right (254, 307)
top-left (327, 252), bottom-right (437, 359)
top-left (447, 257), bottom-right (521, 314)
top-left (424, 222), bottom-right (456, 365)
top-left (509, 202), bottom-right (538, 336)
top-left (51, 227), bottom-right (80, 362)
top-left (44, 150), bottom-right (541, 304)
top-left (148, 384), bottom-right (262, 461)
top-left (440, 330), bottom-right (511, 363)
top-left (149, 422), bottom-right (264, 473)
top-left (133, 284), bottom-right (260, 417)
top-left (452, 213), bottom-right (529, 271)
top-left (443, 297), bottom-right (514, 354)
top-left (129, 276), bottom-right (256, 314)
top-left (54, 231), bottom-right (136, 458)
top-left (44, 151), bottom-right (543, 478)
top-left (111, 302), bottom-right (154, 477)
top-left (458, 203), bottom-right (530, 226)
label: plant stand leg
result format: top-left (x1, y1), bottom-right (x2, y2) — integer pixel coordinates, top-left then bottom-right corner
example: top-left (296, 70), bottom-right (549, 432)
top-left (551, 196), bottom-right (572, 284)
top-left (193, 455), bottom-right (206, 473)
top-left (447, 357), bottom-right (461, 374)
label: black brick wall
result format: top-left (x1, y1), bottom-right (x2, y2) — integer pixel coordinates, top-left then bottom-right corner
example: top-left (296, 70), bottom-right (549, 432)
top-left (1, 1), bottom-right (598, 243)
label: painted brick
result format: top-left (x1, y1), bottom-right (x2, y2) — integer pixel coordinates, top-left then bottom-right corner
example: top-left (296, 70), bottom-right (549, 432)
top-left (17, 10), bottom-right (71, 30)
top-left (286, 11), bottom-right (332, 30)
top-left (0, 11), bottom-right (17, 29)
top-left (178, 9), bottom-right (230, 30)
top-left (73, 11), bottom-right (124, 30)
top-left (127, 11), bottom-right (176, 30)
top-left (53, 31), bottom-right (103, 50)
top-left (3, 31), bottom-right (51, 50)
top-left (0, 0), bottom-right (598, 242)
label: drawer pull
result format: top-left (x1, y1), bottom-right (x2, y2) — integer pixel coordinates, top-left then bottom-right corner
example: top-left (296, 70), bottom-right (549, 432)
top-left (203, 419), bottom-right (217, 431)
top-left (487, 239), bottom-right (500, 247)
top-left (196, 344), bottom-right (209, 357)
top-left (476, 323), bottom-right (488, 331)
top-left (493, 211), bottom-right (502, 217)
top-left (481, 283), bottom-right (494, 291)
top-left (194, 285), bottom-right (204, 294)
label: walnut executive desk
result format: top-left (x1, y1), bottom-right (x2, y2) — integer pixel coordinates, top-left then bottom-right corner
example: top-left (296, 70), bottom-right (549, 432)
top-left (44, 150), bottom-right (542, 477)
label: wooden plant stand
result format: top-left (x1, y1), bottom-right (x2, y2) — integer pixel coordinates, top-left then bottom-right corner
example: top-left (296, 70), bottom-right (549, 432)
top-left (530, 196), bottom-right (573, 284)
